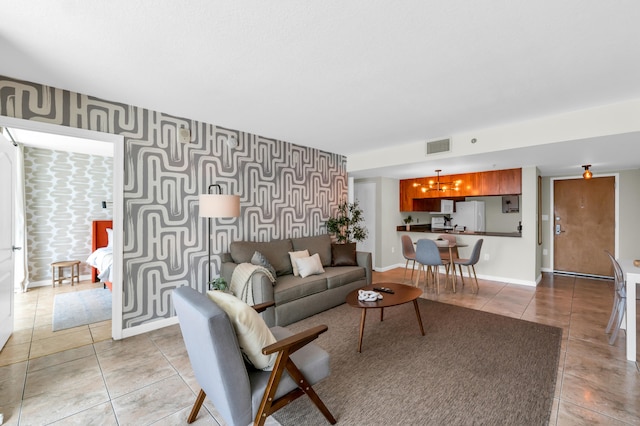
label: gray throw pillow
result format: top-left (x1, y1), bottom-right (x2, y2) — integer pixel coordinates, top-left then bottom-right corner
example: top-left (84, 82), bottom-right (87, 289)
top-left (251, 251), bottom-right (277, 279)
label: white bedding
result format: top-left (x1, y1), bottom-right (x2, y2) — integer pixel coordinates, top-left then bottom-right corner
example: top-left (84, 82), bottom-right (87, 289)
top-left (86, 247), bottom-right (113, 282)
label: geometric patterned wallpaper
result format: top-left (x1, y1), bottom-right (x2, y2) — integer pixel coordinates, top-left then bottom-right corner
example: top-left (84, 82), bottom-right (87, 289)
top-left (0, 75), bottom-right (348, 329)
top-left (23, 146), bottom-right (112, 283)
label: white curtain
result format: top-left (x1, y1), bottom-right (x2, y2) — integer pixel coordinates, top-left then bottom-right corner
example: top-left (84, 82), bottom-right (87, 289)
top-left (14, 143), bottom-right (28, 292)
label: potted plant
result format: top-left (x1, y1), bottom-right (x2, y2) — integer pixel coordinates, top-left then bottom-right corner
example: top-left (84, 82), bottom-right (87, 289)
top-left (403, 215), bottom-right (413, 230)
top-left (326, 200), bottom-right (368, 243)
top-left (209, 276), bottom-right (228, 292)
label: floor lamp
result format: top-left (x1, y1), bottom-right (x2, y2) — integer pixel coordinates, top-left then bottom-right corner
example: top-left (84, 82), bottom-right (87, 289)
top-left (199, 184), bottom-right (241, 286)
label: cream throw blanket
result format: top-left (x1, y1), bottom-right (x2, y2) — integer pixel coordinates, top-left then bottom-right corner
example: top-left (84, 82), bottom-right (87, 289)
top-left (230, 263), bottom-right (276, 306)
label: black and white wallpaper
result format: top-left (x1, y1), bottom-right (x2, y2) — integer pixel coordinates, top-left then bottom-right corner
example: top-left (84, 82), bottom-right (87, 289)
top-left (1, 75), bottom-right (348, 329)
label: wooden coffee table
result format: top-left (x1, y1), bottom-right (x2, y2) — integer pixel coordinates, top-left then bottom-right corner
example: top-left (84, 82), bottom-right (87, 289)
top-left (346, 282), bottom-right (425, 352)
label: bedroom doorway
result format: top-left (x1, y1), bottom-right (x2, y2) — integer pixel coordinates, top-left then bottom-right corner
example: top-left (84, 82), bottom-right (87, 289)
top-left (0, 116), bottom-right (124, 340)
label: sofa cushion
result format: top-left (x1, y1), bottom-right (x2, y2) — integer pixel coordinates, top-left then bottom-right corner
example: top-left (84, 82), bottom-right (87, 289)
top-left (331, 243), bottom-right (358, 266)
top-left (291, 234), bottom-right (332, 267)
top-left (230, 239), bottom-right (294, 276)
top-left (324, 266), bottom-right (366, 289)
top-left (274, 274), bottom-right (328, 305)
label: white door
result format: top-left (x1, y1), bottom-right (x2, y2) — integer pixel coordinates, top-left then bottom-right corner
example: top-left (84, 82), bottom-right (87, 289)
top-left (0, 134), bottom-right (16, 349)
top-left (354, 182), bottom-right (376, 266)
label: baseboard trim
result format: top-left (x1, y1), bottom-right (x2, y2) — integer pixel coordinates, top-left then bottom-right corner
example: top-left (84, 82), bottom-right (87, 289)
top-left (379, 263), bottom-right (537, 287)
top-left (26, 274), bottom-right (94, 288)
top-left (120, 316), bottom-right (180, 339)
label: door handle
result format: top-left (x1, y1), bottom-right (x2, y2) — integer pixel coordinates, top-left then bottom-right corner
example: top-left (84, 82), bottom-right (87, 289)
top-left (12, 246), bottom-right (22, 251)
top-left (555, 224), bottom-right (565, 235)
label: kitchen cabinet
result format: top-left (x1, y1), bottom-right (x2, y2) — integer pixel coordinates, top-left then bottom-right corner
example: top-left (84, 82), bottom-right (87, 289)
top-left (481, 170), bottom-right (501, 195)
top-left (399, 168), bottom-right (521, 211)
top-left (411, 198), bottom-right (458, 213)
top-left (498, 168), bottom-right (522, 194)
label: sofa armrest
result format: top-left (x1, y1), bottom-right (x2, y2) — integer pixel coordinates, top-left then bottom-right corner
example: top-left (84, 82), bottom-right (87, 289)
top-left (356, 251), bottom-right (372, 285)
top-left (221, 258), bottom-right (278, 327)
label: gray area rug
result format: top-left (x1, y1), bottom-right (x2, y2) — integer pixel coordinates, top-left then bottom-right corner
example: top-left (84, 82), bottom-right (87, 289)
top-left (52, 288), bottom-right (112, 331)
top-left (273, 298), bottom-right (562, 426)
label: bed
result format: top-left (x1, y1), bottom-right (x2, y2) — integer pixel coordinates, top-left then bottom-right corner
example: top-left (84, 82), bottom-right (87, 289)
top-left (87, 220), bottom-right (114, 291)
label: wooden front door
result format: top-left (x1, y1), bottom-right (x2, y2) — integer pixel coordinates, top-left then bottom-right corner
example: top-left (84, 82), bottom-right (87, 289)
top-left (553, 176), bottom-right (615, 277)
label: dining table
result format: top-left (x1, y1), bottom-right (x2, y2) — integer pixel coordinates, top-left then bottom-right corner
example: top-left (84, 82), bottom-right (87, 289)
top-left (416, 239), bottom-right (468, 291)
top-left (617, 258), bottom-right (638, 362)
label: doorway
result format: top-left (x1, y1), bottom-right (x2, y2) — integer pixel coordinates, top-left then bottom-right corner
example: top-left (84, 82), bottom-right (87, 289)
top-left (0, 116), bottom-right (124, 339)
top-left (553, 176), bottom-right (616, 277)
top-left (354, 182), bottom-right (376, 268)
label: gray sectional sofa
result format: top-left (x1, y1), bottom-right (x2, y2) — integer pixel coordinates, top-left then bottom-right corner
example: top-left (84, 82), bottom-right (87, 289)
top-left (220, 234), bottom-right (372, 327)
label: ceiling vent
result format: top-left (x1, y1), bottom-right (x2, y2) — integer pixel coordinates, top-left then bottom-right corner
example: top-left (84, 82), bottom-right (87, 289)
top-left (425, 138), bottom-right (451, 156)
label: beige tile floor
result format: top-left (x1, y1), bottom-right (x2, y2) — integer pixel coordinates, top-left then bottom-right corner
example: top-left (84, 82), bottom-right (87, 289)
top-left (1, 271), bottom-right (638, 425)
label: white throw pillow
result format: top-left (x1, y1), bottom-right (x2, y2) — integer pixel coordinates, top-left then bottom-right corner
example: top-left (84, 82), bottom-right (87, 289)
top-left (206, 290), bottom-right (277, 371)
top-left (288, 249), bottom-right (309, 276)
top-left (295, 253), bottom-right (325, 278)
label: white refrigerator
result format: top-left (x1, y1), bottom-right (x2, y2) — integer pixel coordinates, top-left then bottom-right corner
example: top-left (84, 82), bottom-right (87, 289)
top-left (451, 201), bottom-right (485, 232)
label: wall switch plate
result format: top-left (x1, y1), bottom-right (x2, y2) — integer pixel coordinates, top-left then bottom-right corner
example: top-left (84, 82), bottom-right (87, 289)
top-left (178, 127), bottom-right (191, 143)
top-left (543, 249), bottom-right (548, 255)
top-left (484, 253), bottom-right (490, 261)
top-left (391, 247), bottom-right (395, 253)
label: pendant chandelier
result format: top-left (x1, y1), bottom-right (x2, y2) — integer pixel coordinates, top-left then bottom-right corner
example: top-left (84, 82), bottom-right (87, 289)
top-left (413, 169), bottom-right (460, 193)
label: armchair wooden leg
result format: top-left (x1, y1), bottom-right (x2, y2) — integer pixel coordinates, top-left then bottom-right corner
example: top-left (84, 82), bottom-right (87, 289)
top-left (188, 389), bottom-right (206, 423)
top-left (255, 353), bottom-right (336, 426)
top-left (284, 359), bottom-right (337, 424)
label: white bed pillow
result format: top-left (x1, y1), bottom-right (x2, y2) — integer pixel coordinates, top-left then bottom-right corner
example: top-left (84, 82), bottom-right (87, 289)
top-left (288, 249), bottom-right (309, 277)
top-left (207, 290), bottom-right (277, 371)
top-left (295, 253), bottom-right (325, 278)
top-left (106, 228), bottom-right (113, 248)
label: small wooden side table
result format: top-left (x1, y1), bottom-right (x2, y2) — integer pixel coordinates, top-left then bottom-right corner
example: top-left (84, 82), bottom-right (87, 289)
top-left (51, 260), bottom-right (80, 287)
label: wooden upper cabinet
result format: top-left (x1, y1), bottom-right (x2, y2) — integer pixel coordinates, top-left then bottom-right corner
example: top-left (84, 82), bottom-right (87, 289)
top-left (480, 170), bottom-right (501, 196)
top-left (479, 169), bottom-right (522, 195)
top-left (399, 180), bottom-right (414, 211)
top-left (399, 168), bottom-right (521, 211)
top-left (498, 168), bottom-right (522, 194)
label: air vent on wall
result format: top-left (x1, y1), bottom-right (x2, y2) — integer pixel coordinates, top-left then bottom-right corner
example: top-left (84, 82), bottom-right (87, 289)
top-left (425, 138), bottom-right (451, 156)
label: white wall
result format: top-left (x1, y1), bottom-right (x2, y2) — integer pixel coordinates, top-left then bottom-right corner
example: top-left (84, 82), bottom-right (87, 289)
top-left (618, 169), bottom-right (640, 259)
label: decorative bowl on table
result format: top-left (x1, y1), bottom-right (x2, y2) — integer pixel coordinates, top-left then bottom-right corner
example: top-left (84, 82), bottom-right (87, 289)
top-left (435, 239), bottom-right (449, 247)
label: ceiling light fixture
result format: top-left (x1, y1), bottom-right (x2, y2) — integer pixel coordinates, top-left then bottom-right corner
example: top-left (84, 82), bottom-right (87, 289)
top-left (417, 169), bottom-right (460, 193)
top-left (582, 164), bottom-right (592, 180)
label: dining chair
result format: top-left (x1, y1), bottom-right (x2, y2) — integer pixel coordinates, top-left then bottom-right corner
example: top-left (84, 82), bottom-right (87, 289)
top-left (453, 239), bottom-right (483, 294)
top-left (401, 235), bottom-right (417, 282)
top-left (415, 239), bottom-right (448, 294)
top-left (604, 251), bottom-right (627, 345)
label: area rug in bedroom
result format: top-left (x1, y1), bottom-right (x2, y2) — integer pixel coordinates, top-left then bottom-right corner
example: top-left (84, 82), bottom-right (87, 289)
top-left (273, 298), bottom-right (562, 426)
top-left (52, 288), bottom-right (112, 331)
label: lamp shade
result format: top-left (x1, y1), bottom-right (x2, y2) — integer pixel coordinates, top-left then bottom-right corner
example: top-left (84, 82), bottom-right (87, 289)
top-left (198, 194), bottom-right (240, 218)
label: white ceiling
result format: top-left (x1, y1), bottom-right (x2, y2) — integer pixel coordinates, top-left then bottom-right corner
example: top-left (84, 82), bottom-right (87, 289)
top-left (2, 1), bottom-right (640, 178)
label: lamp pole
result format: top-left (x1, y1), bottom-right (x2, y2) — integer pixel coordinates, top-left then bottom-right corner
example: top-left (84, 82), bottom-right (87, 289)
top-left (206, 184), bottom-right (222, 286)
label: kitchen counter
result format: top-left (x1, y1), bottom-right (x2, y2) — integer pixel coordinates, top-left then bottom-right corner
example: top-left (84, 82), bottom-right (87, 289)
top-left (396, 225), bottom-right (522, 238)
